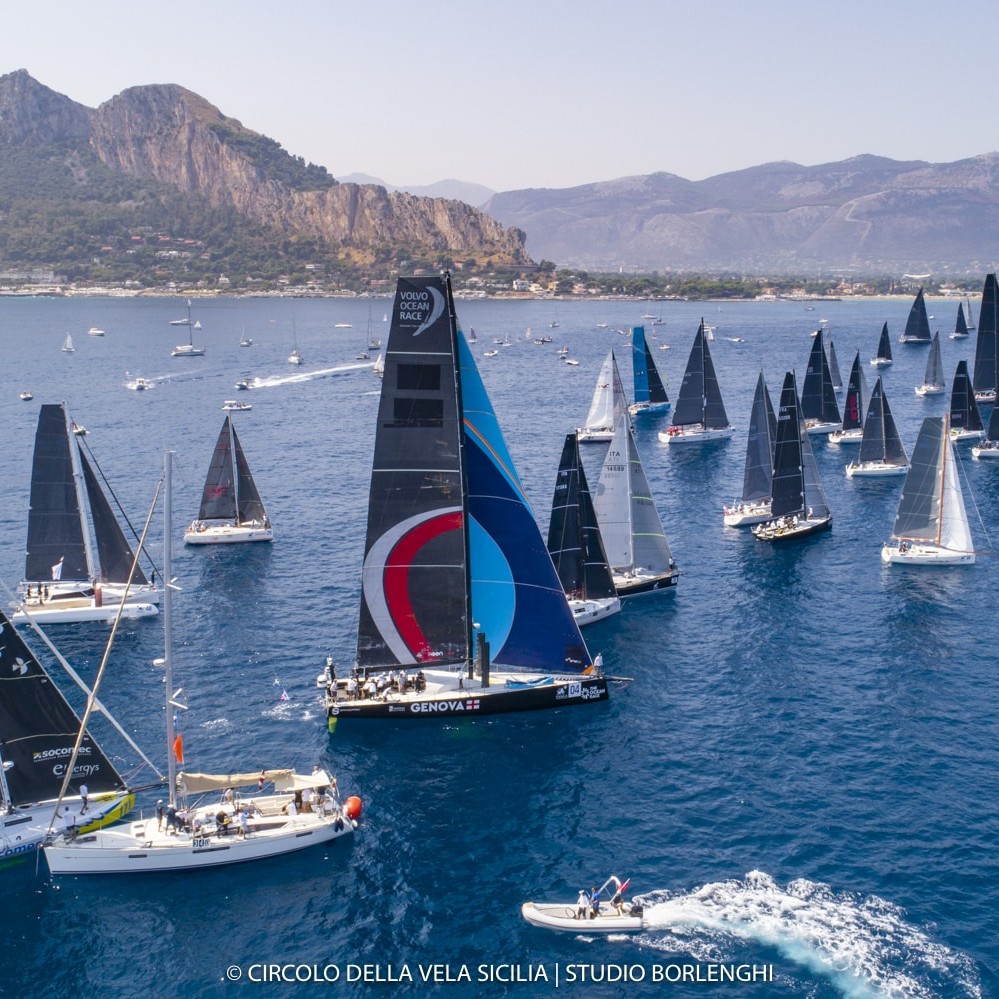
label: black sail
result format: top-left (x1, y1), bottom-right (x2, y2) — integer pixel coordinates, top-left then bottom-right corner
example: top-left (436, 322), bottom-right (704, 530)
top-left (770, 372), bottom-right (806, 519)
top-left (80, 450), bottom-right (148, 586)
top-left (232, 425), bottom-right (267, 525)
top-left (950, 360), bottom-right (984, 433)
top-left (672, 321), bottom-right (728, 429)
top-left (973, 272), bottom-right (997, 396)
top-left (901, 288), bottom-right (932, 342)
top-left (859, 378), bottom-right (906, 465)
top-left (644, 341), bottom-right (670, 405)
top-left (875, 322), bottom-right (893, 362)
top-left (197, 419), bottom-right (238, 521)
top-left (954, 301), bottom-right (969, 338)
top-left (892, 418), bottom-right (946, 541)
top-left (742, 371), bottom-right (777, 503)
top-left (0, 610), bottom-right (123, 805)
top-left (801, 331), bottom-right (841, 424)
top-left (841, 351), bottom-right (868, 432)
top-left (356, 276), bottom-right (467, 669)
top-left (547, 434), bottom-right (616, 601)
top-left (25, 404), bottom-right (89, 583)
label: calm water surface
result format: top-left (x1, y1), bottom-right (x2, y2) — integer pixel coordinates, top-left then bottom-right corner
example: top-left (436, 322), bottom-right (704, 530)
top-left (0, 293), bottom-right (995, 998)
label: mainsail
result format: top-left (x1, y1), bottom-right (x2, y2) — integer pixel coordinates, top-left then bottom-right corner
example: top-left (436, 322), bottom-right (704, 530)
top-left (357, 275), bottom-right (589, 674)
top-left (972, 272), bottom-right (997, 399)
top-left (950, 360), bottom-right (984, 434)
top-left (0, 610), bottom-right (123, 808)
top-left (546, 434), bottom-right (617, 602)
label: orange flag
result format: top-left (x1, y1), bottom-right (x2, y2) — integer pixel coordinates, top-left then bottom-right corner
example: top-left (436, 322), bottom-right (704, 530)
top-left (173, 734), bottom-right (184, 764)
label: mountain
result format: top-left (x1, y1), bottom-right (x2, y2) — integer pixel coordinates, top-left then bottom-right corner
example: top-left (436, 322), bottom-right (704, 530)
top-left (0, 70), bottom-right (530, 285)
top-left (484, 155), bottom-right (999, 275)
top-left (339, 173), bottom-right (494, 207)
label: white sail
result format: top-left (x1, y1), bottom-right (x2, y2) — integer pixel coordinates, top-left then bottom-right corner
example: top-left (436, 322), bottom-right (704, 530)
top-left (579, 350), bottom-right (627, 439)
top-left (939, 433), bottom-right (973, 553)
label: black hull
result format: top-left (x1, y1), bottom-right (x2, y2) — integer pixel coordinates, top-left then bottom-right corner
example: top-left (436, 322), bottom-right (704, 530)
top-left (753, 516), bottom-right (832, 543)
top-left (327, 675), bottom-right (608, 726)
top-left (615, 571), bottom-right (679, 597)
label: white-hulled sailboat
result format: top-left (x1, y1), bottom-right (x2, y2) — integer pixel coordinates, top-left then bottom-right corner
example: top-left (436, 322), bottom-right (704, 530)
top-left (723, 371), bottom-right (777, 526)
top-left (829, 350), bottom-right (869, 445)
top-left (752, 370), bottom-right (832, 541)
top-left (871, 321), bottom-right (893, 367)
top-left (915, 331), bottom-right (946, 396)
top-left (845, 377), bottom-right (908, 477)
top-left (658, 320), bottom-right (733, 444)
top-left (628, 325), bottom-right (670, 415)
top-left (43, 452), bottom-right (360, 874)
top-left (898, 287), bottom-right (932, 344)
top-left (595, 413), bottom-right (679, 595)
top-left (546, 433), bottom-right (621, 625)
top-left (949, 299), bottom-right (970, 340)
top-left (577, 350), bottom-right (629, 442)
top-left (62, 333), bottom-right (75, 353)
top-left (972, 405), bottom-right (999, 460)
top-left (184, 416), bottom-right (273, 544)
top-left (170, 299), bottom-right (205, 357)
top-left (949, 360), bottom-right (984, 441)
top-left (800, 329), bottom-right (841, 434)
top-left (881, 416), bottom-right (975, 565)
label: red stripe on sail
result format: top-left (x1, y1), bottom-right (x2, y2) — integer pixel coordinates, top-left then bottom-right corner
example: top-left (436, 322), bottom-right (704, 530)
top-left (384, 511), bottom-right (463, 660)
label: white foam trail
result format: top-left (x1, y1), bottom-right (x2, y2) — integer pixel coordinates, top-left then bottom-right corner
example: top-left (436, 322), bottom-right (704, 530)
top-left (250, 362), bottom-right (372, 389)
top-left (636, 871), bottom-right (979, 998)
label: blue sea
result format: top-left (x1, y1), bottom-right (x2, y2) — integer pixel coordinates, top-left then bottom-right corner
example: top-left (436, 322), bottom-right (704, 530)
top-left (0, 292), bottom-right (995, 999)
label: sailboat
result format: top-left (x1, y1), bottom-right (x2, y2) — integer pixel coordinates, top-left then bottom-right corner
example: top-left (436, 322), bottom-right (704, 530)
top-left (971, 405), bottom-right (999, 460)
top-left (628, 325), bottom-right (670, 415)
top-left (829, 351), bottom-right (869, 445)
top-left (323, 274), bottom-right (615, 723)
top-left (170, 299), bottom-right (205, 357)
top-left (594, 413), bottom-right (679, 595)
top-left (871, 321), bottom-right (894, 367)
top-left (13, 405), bottom-right (159, 625)
top-left (800, 329), bottom-right (841, 434)
top-left (949, 300), bottom-right (970, 339)
top-left (898, 287), bottom-right (932, 344)
top-left (287, 320), bottom-right (303, 365)
top-left (0, 608), bottom-right (137, 863)
top-left (577, 350), bottom-right (629, 441)
top-left (184, 416), bottom-right (273, 544)
top-left (61, 333), bottom-right (75, 353)
top-left (826, 336), bottom-right (843, 391)
top-left (752, 370), bottom-right (832, 541)
top-left (845, 378), bottom-right (909, 477)
top-left (881, 416), bottom-right (975, 565)
top-left (972, 272), bottom-right (997, 403)
top-left (658, 320), bottom-right (733, 444)
top-left (949, 360), bottom-right (984, 441)
top-left (915, 331), bottom-right (946, 396)
top-left (723, 371), bottom-right (777, 526)
top-left (546, 433), bottom-right (622, 626)
top-left (372, 352), bottom-right (385, 377)
top-left (44, 452), bottom-right (359, 874)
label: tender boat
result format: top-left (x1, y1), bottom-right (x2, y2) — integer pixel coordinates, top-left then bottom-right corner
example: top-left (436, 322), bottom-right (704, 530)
top-left (522, 877), bottom-right (643, 933)
top-left (87, 327), bottom-right (106, 337)
top-left (19, 391), bottom-right (33, 401)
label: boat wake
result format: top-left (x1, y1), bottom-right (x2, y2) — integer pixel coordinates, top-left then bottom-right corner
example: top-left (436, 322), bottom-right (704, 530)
top-left (250, 362), bottom-right (372, 389)
top-left (636, 871), bottom-right (979, 998)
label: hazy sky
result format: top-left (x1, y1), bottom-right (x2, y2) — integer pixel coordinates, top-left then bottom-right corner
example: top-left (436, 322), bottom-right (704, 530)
top-left (4, 0), bottom-right (995, 192)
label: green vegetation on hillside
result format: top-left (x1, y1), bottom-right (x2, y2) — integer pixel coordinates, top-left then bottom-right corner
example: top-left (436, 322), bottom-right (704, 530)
top-left (205, 123), bottom-right (336, 192)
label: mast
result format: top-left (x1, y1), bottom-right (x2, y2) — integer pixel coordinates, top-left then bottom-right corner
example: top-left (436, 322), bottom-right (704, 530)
top-left (163, 451), bottom-right (177, 806)
top-left (228, 417), bottom-right (240, 526)
top-left (937, 417), bottom-right (947, 546)
top-left (66, 406), bottom-right (98, 583)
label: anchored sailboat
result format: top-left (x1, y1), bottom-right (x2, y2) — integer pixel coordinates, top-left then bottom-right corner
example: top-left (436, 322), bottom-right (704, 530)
top-left (546, 434), bottom-right (622, 626)
top-left (723, 371), bottom-right (777, 527)
top-left (972, 272), bottom-right (997, 403)
top-left (658, 320), bottom-right (733, 444)
top-left (577, 350), bottom-right (629, 442)
top-left (13, 405), bottom-right (159, 624)
top-left (949, 360), bottom-right (984, 441)
top-left (594, 413), bottom-right (679, 595)
top-left (628, 325), bottom-right (670, 415)
top-left (44, 452), bottom-right (359, 874)
top-left (881, 416), bottom-right (975, 565)
top-left (323, 274), bottom-right (616, 722)
top-left (871, 321), bottom-right (894, 367)
top-left (915, 331), bottom-right (946, 396)
top-left (753, 370), bottom-right (832, 541)
top-left (184, 416), bottom-right (273, 544)
top-left (800, 329), bottom-right (841, 434)
top-left (0, 609), bottom-right (137, 863)
top-left (898, 288), bottom-right (932, 344)
top-left (845, 377), bottom-right (909, 477)
top-left (829, 351), bottom-right (869, 445)
top-left (170, 299), bottom-right (205, 357)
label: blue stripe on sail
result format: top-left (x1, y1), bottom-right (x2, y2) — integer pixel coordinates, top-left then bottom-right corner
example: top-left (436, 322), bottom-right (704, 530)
top-left (458, 335), bottom-right (589, 673)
